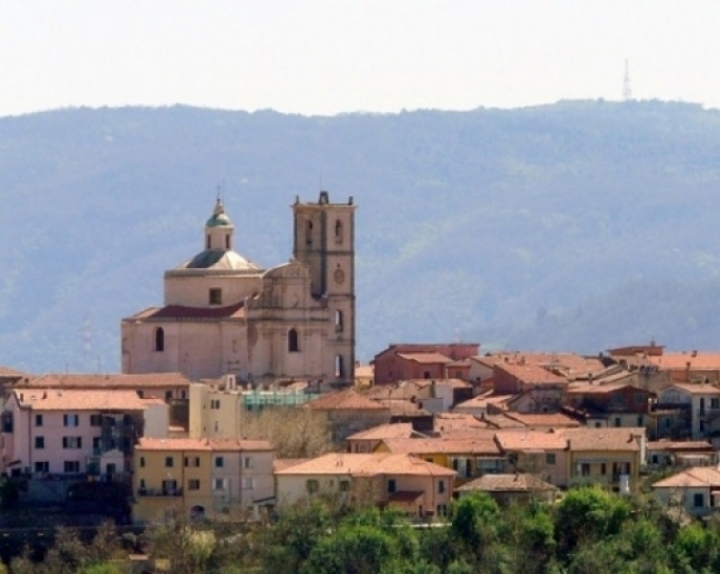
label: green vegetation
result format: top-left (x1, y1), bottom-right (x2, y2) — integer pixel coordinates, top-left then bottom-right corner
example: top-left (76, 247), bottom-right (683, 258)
top-left (7, 487), bottom-right (720, 572)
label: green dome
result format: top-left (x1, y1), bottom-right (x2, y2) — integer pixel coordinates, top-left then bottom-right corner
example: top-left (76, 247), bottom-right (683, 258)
top-left (206, 198), bottom-right (233, 227)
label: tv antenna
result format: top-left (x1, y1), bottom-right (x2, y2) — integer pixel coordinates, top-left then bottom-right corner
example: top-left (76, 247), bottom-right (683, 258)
top-left (623, 59), bottom-right (632, 101)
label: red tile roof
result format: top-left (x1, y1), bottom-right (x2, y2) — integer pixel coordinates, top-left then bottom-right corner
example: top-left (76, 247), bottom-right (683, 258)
top-left (665, 383), bottom-right (720, 396)
top-left (137, 437), bottom-right (272, 451)
top-left (380, 437), bottom-right (502, 456)
top-left (494, 430), bottom-right (567, 451)
top-left (347, 423), bottom-right (415, 442)
top-left (648, 352), bottom-right (720, 371)
top-left (13, 389), bottom-right (150, 411)
top-left (653, 466), bottom-right (720, 489)
top-left (396, 352), bottom-right (453, 365)
top-left (558, 427), bottom-right (644, 452)
top-left (127, 301), bottom-right (245, 320)
top-left (456, 473), bottom-right (558, 493)
top-left (274, 452), bottom-right (455, 477)
top-left (16, 372), bottom-right (192, 389)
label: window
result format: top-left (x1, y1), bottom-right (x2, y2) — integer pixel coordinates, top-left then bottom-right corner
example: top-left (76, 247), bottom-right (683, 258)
top-left (242, 478), bottom-right (255, 490)
top-left (288, 329), bottom-right (299, 353)
top-left (694, 493), bottom-right (705, 508)
top-left (306, 479), bottom-right (319, 493)
top-left (209, 288), bottom-right (222, 305)
top-left (634, 393), bottom-right (645, 405)
top-left (305, 221), bottom-right (313, 245)
top-left (90, 414), bottom-right (102, 427)
top-left (34, 462), bottom-right (49, 473)
top-left (155, 327), bottom-right (165, 352)
top-left (225, 235), bottom-right (230, 249)
top-left (184, 457), bottom-right (200, 468)
top-left (545, 453), bottom-right (556, 465)
top-left (188, 480), bottom-right (200, 491)
top-left (580, 463), bottom-right (591, 477)
top-left (34, 436), bottom-right (45, 449)
top-left (388, 479), bottom-right (397, 493)
top-left (423, 371), bottom-right (431, 379)
top-left (206, 234), bottom-right (211, 249)
top-left (165, 457), bottom-right (174, 468)
top-left (62, 437), bottom-right (82, 449)
top-left (335, 355), bottom-right (345, 378)
top-left (243, 456), bottom-right (253, 469)
top-left (63, 414), bottom-right (79, 427)
top-left (334, 219), bottom-right (343, 244)
top-left (215, 456), bottom-right (224, 468)
top-left (213, 478), bottom-right (227, 491)
top-left (140, 457), bottom-right (145, 468)
top-left (64, 461), bottom-right (80, 473)
top-left (210, 399), bottom-right (220, 410)
top-left (600, 463), bottom-right (607, 475)
top-left (637, 416), bottom-right (644, 426)
top-left (93, 437), bottom-right (101, 450)
top-left (712, 398), bottom-right (720, 409)
top-left (334, 310), bottom-right (344, 332)
top-left (437, 504), bottom-right (448, 517)
top-left (614, 417), bottom-right (622, 427)
top-left (438, 480), bottom-right (446, 494)
top-left (339, 480), bottom-right (350, 492)
top-left (35, 414), bottom-right (43, 427)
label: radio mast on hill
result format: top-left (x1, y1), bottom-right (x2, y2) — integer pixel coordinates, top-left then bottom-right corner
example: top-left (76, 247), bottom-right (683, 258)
top-left (623, 59), bottom-right (632, 101)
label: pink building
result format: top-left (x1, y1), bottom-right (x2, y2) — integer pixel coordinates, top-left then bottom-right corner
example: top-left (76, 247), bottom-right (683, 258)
top-left (1, 389), bottom-right (167, 479)
top-left (373, 344), bottom-right (479, 386)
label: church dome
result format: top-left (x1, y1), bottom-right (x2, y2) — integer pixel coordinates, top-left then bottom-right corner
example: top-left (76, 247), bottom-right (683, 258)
top-left (182, 249), bottom-right (260, 271)
top-left (206, 199), bottom-right (233, 227)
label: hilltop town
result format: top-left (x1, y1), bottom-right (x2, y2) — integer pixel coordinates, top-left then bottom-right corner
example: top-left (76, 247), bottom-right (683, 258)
top-left (2, 191), bottom-right (720, 571)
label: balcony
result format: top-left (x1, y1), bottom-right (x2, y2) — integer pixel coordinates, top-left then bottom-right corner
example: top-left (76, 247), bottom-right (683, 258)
top-left (137, 487), bottom-right (183, 497)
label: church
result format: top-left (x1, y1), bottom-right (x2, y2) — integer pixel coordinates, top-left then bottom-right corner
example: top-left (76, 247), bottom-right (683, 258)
top-left (121, 191), bottom-right (356, 387)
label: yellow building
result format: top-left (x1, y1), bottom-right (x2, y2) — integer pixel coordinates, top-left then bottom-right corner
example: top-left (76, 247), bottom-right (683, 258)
top-left (132, 437), bottom-right (274, 524)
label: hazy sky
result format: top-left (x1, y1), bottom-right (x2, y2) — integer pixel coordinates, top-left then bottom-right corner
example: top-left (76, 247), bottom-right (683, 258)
top-left (1, 1), bottom-right (718, 117)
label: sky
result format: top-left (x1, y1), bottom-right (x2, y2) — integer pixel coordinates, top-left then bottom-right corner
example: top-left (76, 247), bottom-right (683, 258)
top-left (1, 1), bottom-right (719, 118)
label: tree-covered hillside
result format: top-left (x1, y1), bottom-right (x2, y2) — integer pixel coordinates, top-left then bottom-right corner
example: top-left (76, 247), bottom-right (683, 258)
top-left (1, 100), bottom-right (720, 372)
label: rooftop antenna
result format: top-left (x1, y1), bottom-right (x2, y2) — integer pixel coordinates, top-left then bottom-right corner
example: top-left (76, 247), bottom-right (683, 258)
top-left (623, 59), bottom-right (632, 102)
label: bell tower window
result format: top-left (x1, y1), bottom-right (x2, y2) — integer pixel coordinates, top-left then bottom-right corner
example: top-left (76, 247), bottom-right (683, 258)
top-left (225, 235), bottom-right (230, 249)
top-left (206, 234), bottom-right (211, 249)
top-left (306, 221), bottom-right (313, 246)
top-left (335, 355), bottom-right (345, 378)
top-left (288, 329), bottom-right (299, 353)
top-left (334, 310), bottom-right (344, 332)
top-left (335, 220), bottom-right (343, 244)
top-left (154, 328), bottom-right (165, 352)
top-left (209, 289), bottom-right (222, 305)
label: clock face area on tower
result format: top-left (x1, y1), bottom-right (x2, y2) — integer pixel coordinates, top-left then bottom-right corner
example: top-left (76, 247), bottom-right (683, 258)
top-left (334, 267), bottom-right (345, 285)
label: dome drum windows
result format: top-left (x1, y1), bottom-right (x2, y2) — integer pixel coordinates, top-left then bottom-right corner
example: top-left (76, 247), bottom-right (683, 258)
top-left (209, 288), bottom-right (222, 305)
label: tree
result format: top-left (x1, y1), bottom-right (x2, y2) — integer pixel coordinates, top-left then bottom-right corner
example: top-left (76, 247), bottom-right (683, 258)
top-left (240, 407), bottom-right (332, 458)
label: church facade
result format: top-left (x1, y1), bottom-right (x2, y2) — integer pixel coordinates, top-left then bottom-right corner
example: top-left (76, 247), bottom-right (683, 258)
top-left (121, 191), bottom-right (356, 386)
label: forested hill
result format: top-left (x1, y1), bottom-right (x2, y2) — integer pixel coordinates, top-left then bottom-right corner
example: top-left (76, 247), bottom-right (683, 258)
top-left (2, 100), bottom-right (720, 373)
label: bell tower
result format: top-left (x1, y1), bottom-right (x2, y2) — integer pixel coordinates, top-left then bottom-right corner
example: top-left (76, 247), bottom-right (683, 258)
top-left (292, 191), bottom-right (356, 384)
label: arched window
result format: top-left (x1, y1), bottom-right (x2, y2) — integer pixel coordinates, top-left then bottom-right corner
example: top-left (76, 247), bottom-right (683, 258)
top-left (305, 221), bottom-right (313, 245)
top-left (154, 327), bottom-right (165, 352)
top-left (288, 328), bottom-right (299, 353)
top-left (335, 219), bottom-right (343, 244)
top-left (206, 234), bottom-right (211, 249)
top-left (334, 310), bottom-right (344, 332)
top-left (225, 234), bottom-right (230, 249)
top-left (335, 355), bottom-right (345, 378)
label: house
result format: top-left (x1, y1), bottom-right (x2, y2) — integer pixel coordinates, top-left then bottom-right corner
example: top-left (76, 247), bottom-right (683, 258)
top-left (132, 437), bottom-right (274, 523)
top-left (1, 388), bottom-right (167, 479)
top-left (494, 430), bottom-right (569, 487)
top-left (646, 440), bottom-right (717, 470)
top-left (346, 423), bottom-right (417, 453)
top-left (274, 452), bottom-right (455, 518)
top-left (354, 364), bottom-right (374, 388)
top-left (652, 467), bottom-right (720, 517)
top-left (564, 382), bottom-right (650, 429)
top-left (373, 344), bottom-right (479, 386)
top-left (492, 362), bottom-right (569, 396)
top-left (656, 383), bottom-right (720, 439)
top-left (371, 399), bottom-right (434, 432)
top-left (456, 473), bottom-right (558, 505)
top-left (303, 389), bottom-right (391, 442)
top-left (366, 379), bottom-right (473, 413)
top-left (560, 427), bottom-right (645, 492)
top-left (452, 392), bottom-right (514, 417)
top-left (432, 413), bottom-right (490, 436)
top-left (375, 436), bottom-right (505, 484)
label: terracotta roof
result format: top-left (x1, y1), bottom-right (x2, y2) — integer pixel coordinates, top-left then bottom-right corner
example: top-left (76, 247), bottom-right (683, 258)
top-left (648, 352), bottom-right (720, 371)
top-left (396, 352), bottom-right (453, 365)
top-left (495, 430), bottom-right (567, 451)
top-left (347, 423), bottom-right (415, 441)
top-left (557, 427), bottom-right (644, 452)
top-left (273, 458), bottom-right (311, 472)
top-left (16, 372), bottom-right (192, 389)
top-left (456, 473), bottom-right (558, 493)
top-left (664, 383), bottom-right (720, 396)
top-left (380, 437), bottom-right (502, 456)
top-left (13, 389), bottom-right (149, 411)
top-left (374, 399), bottom-right (431, 417)
top-left (434, 413), bottom-right (490, 432)
top-left (0, 366), bottom-right (28, 378)
top-left (305, 389), bottom-right (389, 411)
top-left (495, 363), bottom-right (568, 385)
top-left (653, 466), bottom-right (720, 489)
top-left (647, 440), bottom-right (715, 452)
top-left (472, 352), bottom-right (605, 380)
top-left (274, 453), bottom-right (455, 477)
top-left (365, 381), bottom-right (432, 401)
top-left (566, 382), bottom-right (646, 395)
top-left (453, 393), bottom-right (514, 411)
top-left (502, 412), bottom-right (582, 428)
top-left (127, 301), bottom-right (245, 320)
top-left (137, 437), bottom-right (272, 452)
top-left (481, 414), bottom-right (527, 429)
